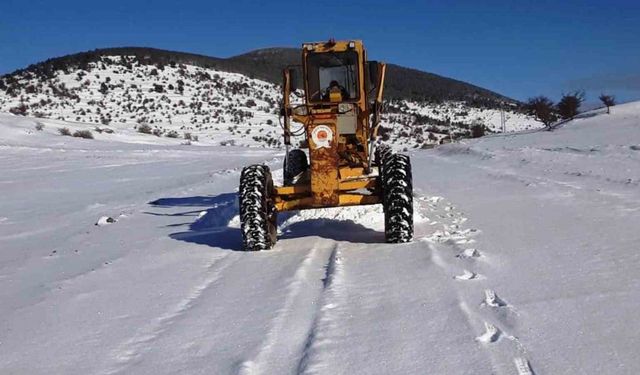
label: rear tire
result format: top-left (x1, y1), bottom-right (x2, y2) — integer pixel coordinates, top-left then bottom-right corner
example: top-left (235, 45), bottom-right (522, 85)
top-left (375, 144), bottom-right (393, 197)
top-left (382, 154), bottom-right (413, 243)
top-left (375, 144), bottom-right (392, 169)
top-left (284, 149), bottom-right (308, 185)
top-left (239, 165), bottom-right (277, 251)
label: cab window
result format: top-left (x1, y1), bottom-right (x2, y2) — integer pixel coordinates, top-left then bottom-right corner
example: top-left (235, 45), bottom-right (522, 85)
top-left (306, 51), bottom-right (359, 102)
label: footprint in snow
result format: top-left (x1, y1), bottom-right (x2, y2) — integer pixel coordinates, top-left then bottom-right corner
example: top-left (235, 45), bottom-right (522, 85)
top-left (455, 238), bottom-right (475, 245)
top-left (456, 248), bottom-right (482, 259)
top-left (482, 289), bottom-right (507, 307)
top-left (476, 322), bottom-right (501, 343)
top-left (454, 269), bottom-right (483, 281)
top-left (514, 357), bottom-right (535, 375)
top-left (425, 196), bottom-right (444, 204)
top-left (460, 228), bottom-right (480, 236)
top-left (95, 216), bottom-right (117, 226)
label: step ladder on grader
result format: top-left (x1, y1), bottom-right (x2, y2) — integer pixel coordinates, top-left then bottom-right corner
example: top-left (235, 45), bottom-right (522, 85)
top-left (239, 39), bottom-right (413, 250)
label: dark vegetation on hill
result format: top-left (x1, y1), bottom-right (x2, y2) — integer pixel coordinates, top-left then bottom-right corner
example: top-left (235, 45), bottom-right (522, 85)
top-left (2, 46), bottom-right (516, 109)
top-left (0, 47), bottom-right (541, 148)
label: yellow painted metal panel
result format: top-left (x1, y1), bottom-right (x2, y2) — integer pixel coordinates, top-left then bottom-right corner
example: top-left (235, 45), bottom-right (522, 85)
top-left (275, 185), bottom-right (310, 196)
top-left (339, 179), bottom-right (376, 191)
top-left (275, 193), bottom-right (379, 212)
top-left (339, 167), bottom-right (366, 179)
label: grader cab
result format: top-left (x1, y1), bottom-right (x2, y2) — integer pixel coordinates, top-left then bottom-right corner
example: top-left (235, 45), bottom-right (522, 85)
top-left (239, 39), bottom-right (413, 250)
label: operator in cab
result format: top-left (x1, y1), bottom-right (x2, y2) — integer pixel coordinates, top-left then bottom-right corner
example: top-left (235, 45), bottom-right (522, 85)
top-left (323, 80), bottom-right (349, 102)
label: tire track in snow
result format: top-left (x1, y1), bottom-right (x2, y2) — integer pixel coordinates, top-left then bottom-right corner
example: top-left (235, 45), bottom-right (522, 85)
top-left (297, 218), bottom-right (492, 372)
top-left (295, 193), bottom-right (491, 374)
top-left (295, 244), bottom-right (341, 375)
top-left (105, 252), bottom-right (239, 374)
top-left (236, 242), bottom-right (337, 375)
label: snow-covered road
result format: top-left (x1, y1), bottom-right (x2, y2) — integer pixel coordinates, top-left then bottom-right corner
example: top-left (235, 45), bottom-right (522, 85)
top-left (1, 103), bottom-right (639, 374)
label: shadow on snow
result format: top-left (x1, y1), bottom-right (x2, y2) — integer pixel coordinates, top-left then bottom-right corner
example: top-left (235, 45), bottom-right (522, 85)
top-left (147, 192), bottom-right (384, 251)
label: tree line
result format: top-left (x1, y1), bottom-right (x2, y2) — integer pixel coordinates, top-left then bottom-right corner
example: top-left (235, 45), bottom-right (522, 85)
top-left (525, 92), bottom-right (616, 129)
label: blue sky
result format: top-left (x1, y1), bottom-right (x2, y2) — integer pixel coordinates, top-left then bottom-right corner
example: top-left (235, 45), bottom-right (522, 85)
top-left (1, 0), bottom-right (639, 103)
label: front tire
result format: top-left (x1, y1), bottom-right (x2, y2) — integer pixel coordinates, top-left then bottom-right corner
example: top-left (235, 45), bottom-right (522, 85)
top-left (284, 149), bottom-right (308, 185)
top-left (239, 165), bottom-right (277, 251)
top-left (382, 154), bottom-right (413, 243)
top-left (375, 143), bottom-right (392, 170)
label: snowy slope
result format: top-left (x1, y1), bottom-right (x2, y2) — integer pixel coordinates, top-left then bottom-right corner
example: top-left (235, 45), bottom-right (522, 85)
top-left (0, 55), bottom-right (542, 149)
top-left (0, 102), bottom-right (638, 374)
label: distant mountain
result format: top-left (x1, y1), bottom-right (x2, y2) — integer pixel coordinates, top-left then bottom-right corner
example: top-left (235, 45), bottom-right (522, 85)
top-left (227, 48), bottom-right (512, 105)
top-left (2, 46), bottom-right (514, 106)
top-left (0, 48), bottom-right (541, 148)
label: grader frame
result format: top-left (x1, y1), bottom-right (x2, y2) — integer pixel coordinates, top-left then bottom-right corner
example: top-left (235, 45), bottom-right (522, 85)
top-left (238, 39), bottom-right (413, 251)
top-left (277, 39), bottom-right (387, 211)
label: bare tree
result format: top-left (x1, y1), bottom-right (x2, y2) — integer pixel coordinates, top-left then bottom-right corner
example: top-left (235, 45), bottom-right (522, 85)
top-left (599, 94), bottom-right (615, 114)
top-left (557, 91), bottom-right (585, 120)
top-left (526, 96), bottom-right (557, 129)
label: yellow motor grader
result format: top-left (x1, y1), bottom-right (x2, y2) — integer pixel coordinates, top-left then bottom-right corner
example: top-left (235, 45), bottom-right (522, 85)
top-left (239, 39), bottom-right (413, 250)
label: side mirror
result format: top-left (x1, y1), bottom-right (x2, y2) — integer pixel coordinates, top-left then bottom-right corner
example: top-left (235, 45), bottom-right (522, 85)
top-left (288, 68), bottom-right (298, 90)
top-left (368, 61), bottom-right (379, 86)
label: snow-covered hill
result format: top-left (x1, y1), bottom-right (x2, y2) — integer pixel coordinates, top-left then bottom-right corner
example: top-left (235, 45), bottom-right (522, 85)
top-left (0, 101), bottom-right (638, 374)
top-left (0, 55), bottom-right (542, 149)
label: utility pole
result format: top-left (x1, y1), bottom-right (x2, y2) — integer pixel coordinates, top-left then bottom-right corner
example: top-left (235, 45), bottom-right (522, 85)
top-left (500, 106), bottom-right (506, 133)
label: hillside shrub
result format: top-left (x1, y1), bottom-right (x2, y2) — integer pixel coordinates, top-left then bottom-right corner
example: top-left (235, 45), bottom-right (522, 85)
top-left (138, 123), bottom-right (152, 134)
top-left (73, 130), bottom-right (94, 139)
top-left (58, 127), bottom-right (71, 136)
top-left (470, 123), bottom-right (485, 138)
top-left (9, 104), bottom-right (28, 116)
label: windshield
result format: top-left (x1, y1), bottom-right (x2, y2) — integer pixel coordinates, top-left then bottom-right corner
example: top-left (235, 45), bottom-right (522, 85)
top-left (306, 51), bottom-right (359, 102)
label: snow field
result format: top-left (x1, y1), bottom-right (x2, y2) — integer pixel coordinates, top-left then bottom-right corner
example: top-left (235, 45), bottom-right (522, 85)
top-left (1, 102), bottom-right (639, 374)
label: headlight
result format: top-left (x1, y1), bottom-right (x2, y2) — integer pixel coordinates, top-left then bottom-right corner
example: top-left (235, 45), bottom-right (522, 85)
top-left (293, 105), bottom-right (308, 116)
top-left (338, 103), bottom-right (352, 113)
top-left (348, 41), bottom-right (356, 49)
